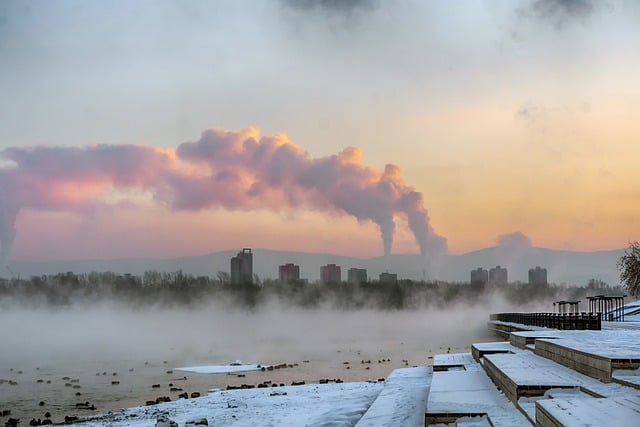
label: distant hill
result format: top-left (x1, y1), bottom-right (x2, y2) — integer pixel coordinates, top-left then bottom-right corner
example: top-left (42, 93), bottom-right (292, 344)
top-left (5, 247), bottom-right (625, 286)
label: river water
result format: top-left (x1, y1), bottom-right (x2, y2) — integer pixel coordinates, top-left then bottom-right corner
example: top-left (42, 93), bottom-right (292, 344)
top-left (0, 303), bottom-right (493, 423)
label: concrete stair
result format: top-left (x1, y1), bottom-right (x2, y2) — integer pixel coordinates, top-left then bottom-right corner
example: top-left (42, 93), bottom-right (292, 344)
top-left (477, 327), bottom-right (640, 426)
top-left (425, 352), bottom-right (531, 426)
top-left (356, 366), bottom-right (431, 427)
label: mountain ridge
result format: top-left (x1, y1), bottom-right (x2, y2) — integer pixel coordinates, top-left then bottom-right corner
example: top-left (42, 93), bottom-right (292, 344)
top-left (5, 246), bottom-right (626, 286)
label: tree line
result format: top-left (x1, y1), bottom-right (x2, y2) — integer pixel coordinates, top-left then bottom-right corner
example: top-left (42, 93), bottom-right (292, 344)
top-left (0, 270), bottom-right (626, 311)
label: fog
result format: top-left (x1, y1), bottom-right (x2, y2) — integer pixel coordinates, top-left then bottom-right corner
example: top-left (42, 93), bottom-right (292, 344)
top-left (0, 273), bottom-right (605, 374)
top-left (0, 301), bottom-right (501, 371)
top-left (0, 287), bottom-right (573, 419)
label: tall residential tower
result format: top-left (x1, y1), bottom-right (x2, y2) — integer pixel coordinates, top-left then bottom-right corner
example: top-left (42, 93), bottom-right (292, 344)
top-left (230, 248), bottom-right (253, 285)
top-left (320, 264), bottom-right (341, 284)
top-left (279, 263), bottom-right (300, 284)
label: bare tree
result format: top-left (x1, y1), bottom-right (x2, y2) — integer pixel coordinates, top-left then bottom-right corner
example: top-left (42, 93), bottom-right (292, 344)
top-left (216, 271), bottom-right (230, 286)
top-left (617, 242), bottom-right (640, 297)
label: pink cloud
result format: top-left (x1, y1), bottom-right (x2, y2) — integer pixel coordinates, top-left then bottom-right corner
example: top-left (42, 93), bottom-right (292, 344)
top-left (0, 127), bottom-right (447, 261)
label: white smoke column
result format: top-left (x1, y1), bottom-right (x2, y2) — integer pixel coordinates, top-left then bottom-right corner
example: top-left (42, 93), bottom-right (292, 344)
top-left (0, 187), bottom-right (17, 270)
top-left (0, 127), bottom-right (447, 257)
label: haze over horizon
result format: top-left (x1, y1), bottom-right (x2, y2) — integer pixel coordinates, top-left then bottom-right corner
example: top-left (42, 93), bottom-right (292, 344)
top-left (2, 0), bottom-right (640, 263)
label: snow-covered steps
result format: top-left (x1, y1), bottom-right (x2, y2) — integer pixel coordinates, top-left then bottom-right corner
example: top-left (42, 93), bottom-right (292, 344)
top-left (449, 416), bottom-right (492, 426)
top-left (478, 323), bottom-right (640, 425)
top-left (483, 351), bottom-right (638, 404)
top-left (509, 330), bottom-right (562, 349)
top-left (536, 395), bottom-right (640, 427)
top-left (484, 353), bottom-right (576, 404)
top-left (613, 368), bottom-right (640, 390)
top-left (490, 327), bottom-right (640, 386)
top-left (433, 353), bottom-right (480, 372)
top-left (426, 366), bottom-right (530, 426)
top-left (517, 387), bottom-right (592, 423)
top-left (487, 320), bottom-right (548, 340)
top-left (356, 366), bottom-right (432, 427)
top-left (534, 331), bottom-right (640, 383)
top-left (471, 341), bottom-right (518, 362)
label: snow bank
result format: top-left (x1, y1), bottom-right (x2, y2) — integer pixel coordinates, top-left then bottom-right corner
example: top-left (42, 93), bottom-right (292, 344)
top-left (175, 363), bottom-right (266, 374)
top-left (75, 381), bottom-right (383, 427)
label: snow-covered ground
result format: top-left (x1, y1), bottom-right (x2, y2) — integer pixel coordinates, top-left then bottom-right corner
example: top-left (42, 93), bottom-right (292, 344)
top-left (72, 366), bottom-right (435, 427)
top-left (76, 381), bottom-right (383, 427)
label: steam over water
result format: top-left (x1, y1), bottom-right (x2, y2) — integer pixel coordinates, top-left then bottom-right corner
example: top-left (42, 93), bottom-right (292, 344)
top-left (0, 303), bottom-right (493, 421)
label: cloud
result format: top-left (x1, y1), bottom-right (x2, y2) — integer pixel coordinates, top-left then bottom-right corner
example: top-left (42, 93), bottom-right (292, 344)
top-left (497, 231), bottom-right (533, 250)
top-left (515, 103), bottom-right (557, 131)
top-left (278, 0), bottom-right (382, 32)
top-left (0, 127), bottom-right (447, 260)
top-left (515, 101), bottom-right (591, 136)
top-left (281, 0), bottom-right (378, 15)
top-left (517, 0), bottom-right (599, 29)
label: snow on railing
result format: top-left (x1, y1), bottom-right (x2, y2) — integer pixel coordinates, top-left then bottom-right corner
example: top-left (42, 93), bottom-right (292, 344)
top-left (489, 312), bottom-right (601, 330)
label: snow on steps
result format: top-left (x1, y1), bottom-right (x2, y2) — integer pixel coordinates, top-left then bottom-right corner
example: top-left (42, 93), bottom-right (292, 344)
top-left (356, 366), bottom-right (432, 427)
top-left (536, 395), bottom-right (640, 427)
top-left (483, 351), bottom-right (637, 402)
top-left (426, 353), bottom-right (530, 426)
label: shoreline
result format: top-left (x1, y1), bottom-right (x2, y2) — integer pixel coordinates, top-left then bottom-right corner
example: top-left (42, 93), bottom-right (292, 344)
top-left (0, 347), bottom-right (446, 423)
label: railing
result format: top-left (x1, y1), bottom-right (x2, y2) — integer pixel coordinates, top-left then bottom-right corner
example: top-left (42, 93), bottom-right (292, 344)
top-left (489, 312), bottom-right (601, 330)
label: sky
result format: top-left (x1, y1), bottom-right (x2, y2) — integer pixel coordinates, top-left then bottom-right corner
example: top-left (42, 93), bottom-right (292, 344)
top-left (1, 0), bottom-right (640, 261)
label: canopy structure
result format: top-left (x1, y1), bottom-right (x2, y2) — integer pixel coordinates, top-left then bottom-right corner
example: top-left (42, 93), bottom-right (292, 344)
top-left (587, 295), bottom-right (626, 321)
top-left (553, 300), bottom-right (581, 314)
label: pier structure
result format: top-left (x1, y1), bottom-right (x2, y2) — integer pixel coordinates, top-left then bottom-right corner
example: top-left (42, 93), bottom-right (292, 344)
top-left (452, 311), bottom-right (640, 426)
top-left (553, 300), bottom-right (580, 314)
top-left (423, 306), bottom-right (640, 426)
top-left (587, 295), bottom-right (626, 321)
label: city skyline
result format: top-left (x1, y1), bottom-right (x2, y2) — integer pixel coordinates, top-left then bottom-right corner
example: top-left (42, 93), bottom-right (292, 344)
top-left (2, 1), bottom-right (640, 261)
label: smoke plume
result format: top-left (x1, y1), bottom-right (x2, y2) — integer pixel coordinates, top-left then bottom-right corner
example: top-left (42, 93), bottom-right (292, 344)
top-left (0, 127), bottom-right (446, 259)
top-left (0, 187), bottom-right (17, 270)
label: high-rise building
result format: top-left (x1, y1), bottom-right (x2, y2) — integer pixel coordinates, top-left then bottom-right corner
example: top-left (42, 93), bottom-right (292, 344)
top-left (347, 268), bottom-right (367, 285)
top-left (528, 266), bottom-right (548, 286)
top-left (489, 265), bottom-right (508, 286)
top-left (230, 248), bottom-right (253, 285)
top-left (279, 263), bottom-right (300, 284)
top-left (379, 272), bottom-right (398, 284)
top-left (470, 267), bottom-right (489, 286)
top-left (320, 264), bottom-right (341, 284)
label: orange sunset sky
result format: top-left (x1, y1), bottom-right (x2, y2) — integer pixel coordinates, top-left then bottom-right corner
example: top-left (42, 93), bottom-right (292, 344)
top-left (1, 0), bottom-right (639, 260)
